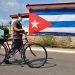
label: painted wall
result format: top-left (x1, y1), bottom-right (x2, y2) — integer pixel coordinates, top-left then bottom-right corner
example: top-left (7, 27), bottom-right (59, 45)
top-left (29, 9), bottom-right (75, 36)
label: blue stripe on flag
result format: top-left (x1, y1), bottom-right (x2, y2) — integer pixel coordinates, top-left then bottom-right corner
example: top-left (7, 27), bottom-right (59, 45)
top-left (36, 32), bottom-right (75, 36)
top-left (50, 21), bottom-right (75, 27)
top-left (32, 9), bottom-right (75, 15)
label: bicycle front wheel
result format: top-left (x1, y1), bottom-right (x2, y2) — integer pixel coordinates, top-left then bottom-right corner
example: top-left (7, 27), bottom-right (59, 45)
top-left (23, 43), bottom-right (47, 68)
top-left (0, 43), bottom-right (6, 64)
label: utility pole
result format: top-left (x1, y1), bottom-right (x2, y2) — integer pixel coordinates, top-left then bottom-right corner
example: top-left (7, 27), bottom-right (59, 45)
top-left (2, 22), bottom-right (3, 27)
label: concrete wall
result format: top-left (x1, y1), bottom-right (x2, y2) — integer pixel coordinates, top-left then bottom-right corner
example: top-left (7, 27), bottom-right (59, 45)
top-left (27, 35), bottom-right (75, 48)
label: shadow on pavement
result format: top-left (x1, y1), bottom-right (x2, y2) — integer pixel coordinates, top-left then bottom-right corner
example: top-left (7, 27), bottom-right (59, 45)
top-left (0, 58), bottom-right (56, 68)
top-left (41, 58), bottom-right (56, 68)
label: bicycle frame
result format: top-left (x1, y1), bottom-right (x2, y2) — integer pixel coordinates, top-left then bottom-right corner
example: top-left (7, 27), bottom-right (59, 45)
top-left (0, 32), bottom-right (47, 68)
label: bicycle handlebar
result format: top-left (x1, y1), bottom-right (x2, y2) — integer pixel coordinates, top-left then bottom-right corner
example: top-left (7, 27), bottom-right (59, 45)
top-left (24, 32), bottom-right (28, 42)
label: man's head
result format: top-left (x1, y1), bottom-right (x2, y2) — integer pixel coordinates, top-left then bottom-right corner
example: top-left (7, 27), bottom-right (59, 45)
top-left (17, 13), bottom-right (22, 21)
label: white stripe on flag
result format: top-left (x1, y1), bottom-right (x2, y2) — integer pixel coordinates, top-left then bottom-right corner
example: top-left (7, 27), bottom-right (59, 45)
top-left (39, 14), bottom-right (75, 21)
top-left (40, 27), bottom-right (75, 33)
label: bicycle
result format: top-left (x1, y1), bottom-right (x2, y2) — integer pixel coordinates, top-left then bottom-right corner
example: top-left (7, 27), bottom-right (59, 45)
top-left (0, 32), bottom-right (47, 68)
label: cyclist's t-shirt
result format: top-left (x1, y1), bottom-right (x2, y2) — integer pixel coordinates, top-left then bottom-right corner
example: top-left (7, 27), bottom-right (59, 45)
top-left (13, 20), bottom-right (23, 39)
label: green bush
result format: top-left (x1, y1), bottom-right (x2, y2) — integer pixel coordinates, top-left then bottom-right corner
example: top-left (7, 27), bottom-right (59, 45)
top-left (41, 34), bottom-right (56, 47)
top-left (0, 27), bottom-right (10, 40)
top-left (0, 27), bottom-right (9, 35)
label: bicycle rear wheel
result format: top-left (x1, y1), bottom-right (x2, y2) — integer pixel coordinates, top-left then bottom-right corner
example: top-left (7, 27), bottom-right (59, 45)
top-left (0, 43), bottom-right (6, 64)
top-left (23, 43), bottom-right (47, 68)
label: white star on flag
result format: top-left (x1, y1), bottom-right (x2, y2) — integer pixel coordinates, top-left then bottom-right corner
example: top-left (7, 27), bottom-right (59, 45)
top-left (31, 20), bottom-right (39, 28)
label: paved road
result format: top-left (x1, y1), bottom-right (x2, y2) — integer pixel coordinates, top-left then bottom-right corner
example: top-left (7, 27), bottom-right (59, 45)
top-left (0, 48), bottom-right (75, 75)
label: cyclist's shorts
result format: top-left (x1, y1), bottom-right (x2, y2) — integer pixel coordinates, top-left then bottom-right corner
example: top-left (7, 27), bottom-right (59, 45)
top-left (12, 39), bottom-right (23, 50)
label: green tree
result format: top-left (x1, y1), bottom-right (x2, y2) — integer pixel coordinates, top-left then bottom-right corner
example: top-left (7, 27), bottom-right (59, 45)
top-left (0, 26), bottom-right (9, 39)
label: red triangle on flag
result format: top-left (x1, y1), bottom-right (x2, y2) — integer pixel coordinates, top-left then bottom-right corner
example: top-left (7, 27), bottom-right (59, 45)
top-left (29, 12), bottom-right (52, 35)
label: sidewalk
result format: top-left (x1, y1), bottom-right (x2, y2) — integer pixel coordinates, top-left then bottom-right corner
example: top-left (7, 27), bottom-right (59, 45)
top-left (46, 47), bottom-right (75, 54)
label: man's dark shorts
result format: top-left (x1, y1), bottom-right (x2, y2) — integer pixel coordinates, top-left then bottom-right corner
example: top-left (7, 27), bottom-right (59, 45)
top-left (12, 39), bottom-right (23, 50)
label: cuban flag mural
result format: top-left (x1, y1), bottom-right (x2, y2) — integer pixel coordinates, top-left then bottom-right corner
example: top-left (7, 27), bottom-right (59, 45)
top-left (29, 9), bottom-right (75, 35)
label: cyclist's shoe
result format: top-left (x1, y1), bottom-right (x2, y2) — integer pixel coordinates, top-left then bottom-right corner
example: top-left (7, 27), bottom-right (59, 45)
top-left (4, 59), bottom-right (12, 64)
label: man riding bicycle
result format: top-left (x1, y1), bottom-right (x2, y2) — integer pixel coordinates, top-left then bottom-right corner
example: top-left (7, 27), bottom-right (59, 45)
top-left (4, 13), bottom-right (25, 64)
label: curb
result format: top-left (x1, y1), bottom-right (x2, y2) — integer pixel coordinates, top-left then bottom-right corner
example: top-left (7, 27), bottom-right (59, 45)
top-left (46, 48), bottom-right (75, 54)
